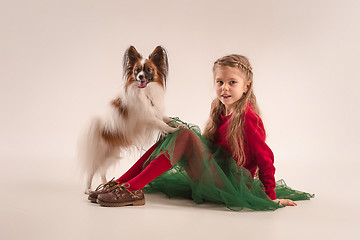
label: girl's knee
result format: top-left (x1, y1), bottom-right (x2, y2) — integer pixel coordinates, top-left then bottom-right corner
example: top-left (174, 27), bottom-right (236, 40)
top-left (177, 129), bottom-right (199, 143)
top-left (177, 128), bottom-right (193, 138)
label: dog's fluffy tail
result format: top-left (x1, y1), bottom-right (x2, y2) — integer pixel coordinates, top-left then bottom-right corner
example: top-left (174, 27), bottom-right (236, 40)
top-left (77, 117), bottom-right (112, 191)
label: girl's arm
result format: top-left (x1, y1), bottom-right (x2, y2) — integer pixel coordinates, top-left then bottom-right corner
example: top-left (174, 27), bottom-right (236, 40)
top-left (244, 107), bottom-right (277, 200)
top-left (245, 109), bottom-right (298, 207)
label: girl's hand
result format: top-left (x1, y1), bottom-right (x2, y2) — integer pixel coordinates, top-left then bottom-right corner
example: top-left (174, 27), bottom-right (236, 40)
top-left (275, 199), bottom-right (297, 206)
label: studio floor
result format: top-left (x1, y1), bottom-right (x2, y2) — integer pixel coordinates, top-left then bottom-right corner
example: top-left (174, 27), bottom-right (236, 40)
top-left (0, 157), bottom-right (358, 240)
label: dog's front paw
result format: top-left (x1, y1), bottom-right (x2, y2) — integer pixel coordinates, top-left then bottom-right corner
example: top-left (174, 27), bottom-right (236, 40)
top-left (167, 124), bottom-right (186, 133)
top-left (176, 124), bottom-right (187, 130)
top-left (165, 128), bottom-right (178, 134)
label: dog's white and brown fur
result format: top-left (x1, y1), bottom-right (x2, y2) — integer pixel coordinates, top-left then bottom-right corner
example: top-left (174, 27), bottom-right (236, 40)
top-left (78, 46), bottom-right (180, 193)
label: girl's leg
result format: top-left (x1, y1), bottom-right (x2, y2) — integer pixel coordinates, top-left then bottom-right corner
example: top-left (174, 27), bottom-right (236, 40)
top-left (125, 129), bottom-right (207, 191)
top-left (116, 142), bottom-right (159, 183)
top-left (127, 154), bottom-right (172, 191)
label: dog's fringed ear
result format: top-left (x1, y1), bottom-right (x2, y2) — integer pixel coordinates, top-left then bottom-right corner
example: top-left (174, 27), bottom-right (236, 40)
top-left (149, 46), bottom-right (169, 83)
top-left (123, 46), bottom-right (142, 80)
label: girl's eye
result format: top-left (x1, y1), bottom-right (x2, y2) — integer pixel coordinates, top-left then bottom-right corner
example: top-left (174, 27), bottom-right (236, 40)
top-left (230, 81), bottom-right (236, 85)
top-left (217, 81), bottom-right (223, 85)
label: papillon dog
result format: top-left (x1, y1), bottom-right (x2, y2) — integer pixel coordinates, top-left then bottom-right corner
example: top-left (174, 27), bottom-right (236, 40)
top-left (78, 46), bottom-right (180, 193)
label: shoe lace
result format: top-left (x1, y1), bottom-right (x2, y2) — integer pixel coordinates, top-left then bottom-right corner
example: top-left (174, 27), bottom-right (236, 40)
top-left (95, 177), bottom-right (118, 191)
top-left (113, 183), bottom-right (141, 199)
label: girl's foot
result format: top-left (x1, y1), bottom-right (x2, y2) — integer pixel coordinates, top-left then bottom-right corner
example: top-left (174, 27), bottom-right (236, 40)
top-left (96, 183), bottom-right (145, 207)
top-left (88, 178), bottom-right (119, 203)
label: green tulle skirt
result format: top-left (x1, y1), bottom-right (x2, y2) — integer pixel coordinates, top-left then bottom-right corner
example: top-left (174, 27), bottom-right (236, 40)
top-left (143, 118), bottom-right (314, 211)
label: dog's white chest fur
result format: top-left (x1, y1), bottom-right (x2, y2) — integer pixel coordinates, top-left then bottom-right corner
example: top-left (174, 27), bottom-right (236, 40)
top-left (125, 83), bottom-right (165, 121)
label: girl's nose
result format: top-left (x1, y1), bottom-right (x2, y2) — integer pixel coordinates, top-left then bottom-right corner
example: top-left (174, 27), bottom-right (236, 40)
top-left (223, 84), bottom-right (229, 91)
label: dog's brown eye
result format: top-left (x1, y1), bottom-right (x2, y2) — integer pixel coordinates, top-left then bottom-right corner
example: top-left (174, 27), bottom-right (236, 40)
top-left (147, 68), bottom-right (152, 72)
top-left (134, 67), bottom-right (139, 73)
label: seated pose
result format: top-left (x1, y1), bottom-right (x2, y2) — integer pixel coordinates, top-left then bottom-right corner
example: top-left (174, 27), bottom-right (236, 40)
top-left (88, 54), bottom-right (313, 210)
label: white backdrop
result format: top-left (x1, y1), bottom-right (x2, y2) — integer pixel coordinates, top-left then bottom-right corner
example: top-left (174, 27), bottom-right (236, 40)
top-left (1, 0), bottom-right (359, 239)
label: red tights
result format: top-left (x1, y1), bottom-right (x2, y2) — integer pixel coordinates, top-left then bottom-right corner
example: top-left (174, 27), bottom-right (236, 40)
top-left (116, 129), bottom-right (205, 191)
top-left (116, 143), bottom-right (172, 191)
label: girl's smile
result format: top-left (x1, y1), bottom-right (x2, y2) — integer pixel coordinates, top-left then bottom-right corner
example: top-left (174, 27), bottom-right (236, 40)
top-left (214, 66), bottom-right (249, 115)
top-left (221, 94), bottom-right (231, 99)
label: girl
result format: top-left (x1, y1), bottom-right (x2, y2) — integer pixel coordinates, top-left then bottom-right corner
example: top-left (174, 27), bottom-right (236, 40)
top-left (88, 54), bottom-right (313, 210)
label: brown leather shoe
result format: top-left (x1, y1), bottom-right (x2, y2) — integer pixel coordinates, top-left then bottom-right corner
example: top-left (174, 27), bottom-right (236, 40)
top-left (88, 178), bottom-right (119, 203)
top-left (96, 183), bottom-right (145, 207)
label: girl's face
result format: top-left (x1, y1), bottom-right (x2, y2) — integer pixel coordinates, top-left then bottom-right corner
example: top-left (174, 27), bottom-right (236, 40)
top-left (214, 66), bottom-right (249, 115)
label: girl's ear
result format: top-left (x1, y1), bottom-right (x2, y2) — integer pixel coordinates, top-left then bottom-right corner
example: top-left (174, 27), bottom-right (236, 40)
top-left (244, 82), bottom-right (250, 93)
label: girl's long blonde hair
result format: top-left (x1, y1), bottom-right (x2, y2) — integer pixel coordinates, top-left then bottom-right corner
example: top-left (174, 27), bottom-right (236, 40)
top-left (203, 54), bottom-right (259, 166)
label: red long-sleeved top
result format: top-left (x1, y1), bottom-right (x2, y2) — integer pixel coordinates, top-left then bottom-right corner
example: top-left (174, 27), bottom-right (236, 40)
top-left (214, 103), bottom-right (277, 200)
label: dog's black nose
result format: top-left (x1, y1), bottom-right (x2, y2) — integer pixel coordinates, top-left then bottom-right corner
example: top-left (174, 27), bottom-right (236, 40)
top-left (139, 75), bottom-right (144, 80)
